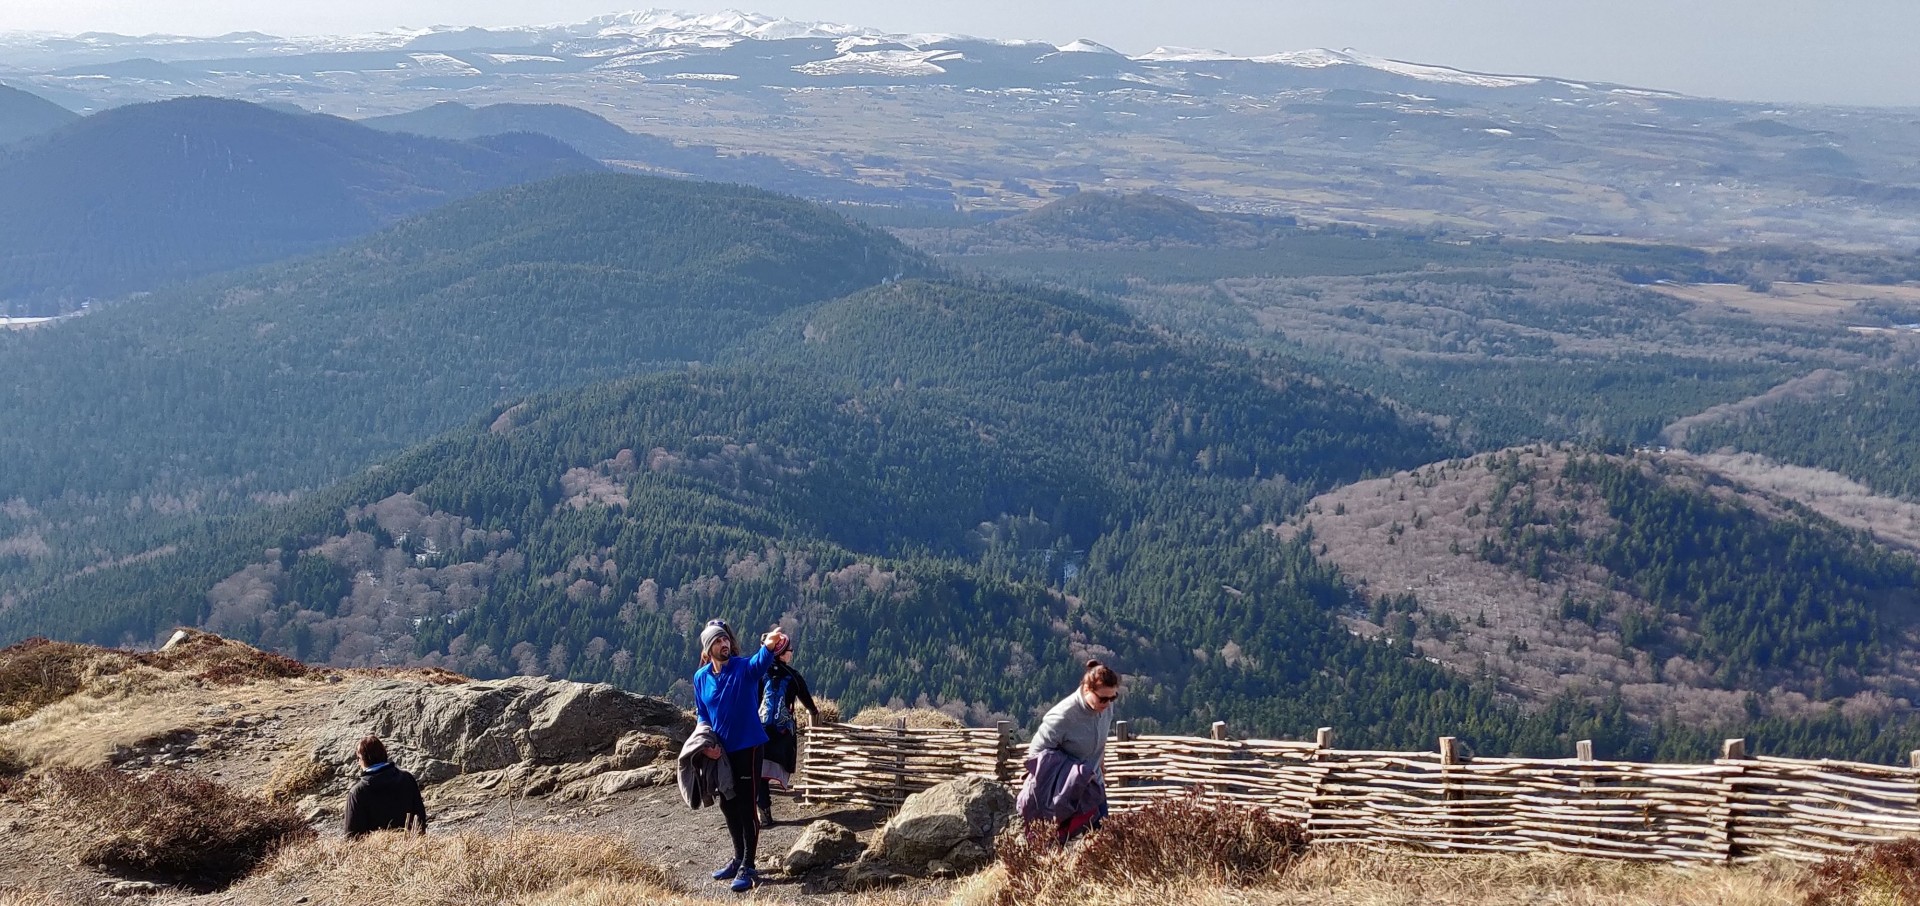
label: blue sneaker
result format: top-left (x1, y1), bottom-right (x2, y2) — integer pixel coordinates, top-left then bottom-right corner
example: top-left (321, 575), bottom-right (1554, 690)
top-left (730, 867), bottom-right (756, 892)
top-left (712, 858), bottom-right (740, 881)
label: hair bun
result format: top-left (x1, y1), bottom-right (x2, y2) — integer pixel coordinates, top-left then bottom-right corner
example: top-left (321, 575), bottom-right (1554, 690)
top-left (1085, 659), bottom-right (1102, 669)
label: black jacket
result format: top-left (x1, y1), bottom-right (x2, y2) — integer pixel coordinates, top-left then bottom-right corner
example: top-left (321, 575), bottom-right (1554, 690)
top-left (343, 763), bottom-right (428, 837)
top-left (760, 661), bottom-right (819, 774)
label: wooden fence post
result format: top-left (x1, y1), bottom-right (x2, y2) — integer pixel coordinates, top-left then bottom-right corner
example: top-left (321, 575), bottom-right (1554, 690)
top-left (1316, 727), bottom-right (1334, 751)
top-left (797, 725), bottom-right (811, 806)
top-left (996, 720), bottom-right (1015, 782)
top-left (1438, 736), bottom-right (1463, 844)
top-left (1575, 738), bottom-right (1596, 795)
top-left (1717, 738), bottom-right (1747, 863)
top-left (1211, 721), bottom-right (1229, 741)
top-left (1911, 750), bottom-right (1920, 816)
top-left (1111, 720), bottom-right (1132, 807)
top-left (894, 717), bottom-right (908, 803)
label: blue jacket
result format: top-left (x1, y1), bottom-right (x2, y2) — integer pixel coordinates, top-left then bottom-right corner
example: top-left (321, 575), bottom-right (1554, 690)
top-left (693, 644), bottom-right (776, 752)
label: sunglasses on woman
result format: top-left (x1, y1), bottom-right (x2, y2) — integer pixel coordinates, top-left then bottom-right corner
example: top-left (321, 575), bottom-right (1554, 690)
top-left (1093, 689), bottom-right (1119, 703)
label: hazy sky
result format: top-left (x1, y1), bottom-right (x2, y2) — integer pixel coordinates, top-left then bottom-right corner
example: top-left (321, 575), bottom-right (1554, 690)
top-left (1, 1), bottom-right (1914, 108)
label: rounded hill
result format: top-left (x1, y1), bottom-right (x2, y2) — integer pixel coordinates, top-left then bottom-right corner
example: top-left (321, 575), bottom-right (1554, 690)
top-left (0, 171), bottom-right (924, 503)
top-left (0, 96), bottom-right (600, 306)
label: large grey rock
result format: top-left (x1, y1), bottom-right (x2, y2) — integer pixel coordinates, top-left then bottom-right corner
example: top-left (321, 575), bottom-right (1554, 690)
top-left (785, 819), bottom-right (864, 873)
top-left (311, 676), bottom-right (689, 788)
top-left (568, 762), bottom-right (677, 800)
top-left (849, 776), bottom-right (1013, 882)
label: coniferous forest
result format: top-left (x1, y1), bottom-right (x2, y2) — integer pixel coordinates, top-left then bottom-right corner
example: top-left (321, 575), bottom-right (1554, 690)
top-left (4, 157), bottom-right (1920, 764)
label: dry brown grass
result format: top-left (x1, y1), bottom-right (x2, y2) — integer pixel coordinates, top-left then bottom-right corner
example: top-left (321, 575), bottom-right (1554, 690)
top-left (0, 676), bottom-right (325, 769)
top-left (987, 794), bottom-right (1308, 906)
top-left (802, 695), bottom-right (844, 726)
top-left (0, 888), bottom-right (72, 906)
top-left (238, 829), bottom-right (967, 906)
top-left (0, 632), bottom-right (346, 772)
top-left (953, 848), bottom-right (1807, 906)
top-left (0, 631), bottom-right (316, 730)
top-left (263, 746), bottom-right (336, 805)
top-left (40, 765), bottom-right (313, 887)
top-left (1803, 837), bottom-right (1920, 906)
top-left (241, 830), bottom-right (683, 906)
top-left (0, 639), bottom-right (96, 723)
top-left (139, 631), bottom-right (310, 684)
top-left (848, 706), bottom-right (965, 729)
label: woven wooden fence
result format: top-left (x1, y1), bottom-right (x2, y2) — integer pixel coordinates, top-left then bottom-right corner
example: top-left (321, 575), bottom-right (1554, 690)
top-left (796, 723), bottom-right (1920, 862)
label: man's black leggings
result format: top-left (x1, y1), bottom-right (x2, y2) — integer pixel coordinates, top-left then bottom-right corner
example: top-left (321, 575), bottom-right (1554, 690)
top-left (721, 746), bottom-right (763, 867)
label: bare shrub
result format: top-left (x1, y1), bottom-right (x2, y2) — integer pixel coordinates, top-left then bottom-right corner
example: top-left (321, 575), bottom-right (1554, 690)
top-left (1075, 792), bottom-right (1309, 884)
top-left (0, 741), bottom-right (25, 777)
top-left (46, 766), bottom-right (314, 887)
top-left (2, 632), bottom-right (318, 728)
top-left (990, 792), bottom-right (1309, 905)
top-left (800, 696), bottom-right (842, 726)
top-left (0, 638), bottom-right (95, 723)
top-left (387, 666), bottom-right (470, 686)
top-left (263, 749), bottom-right (335, 805)
top-left (1802, 837), bottom-right (1920, 906)
top-left (989, 819), bottom-right (1072, 906)
top-left (245, 829), bottom-right (678, 906)
top-left (147, 632), bottom-right (308, 685)
top-left (847, 706), bottom-right (963, 729)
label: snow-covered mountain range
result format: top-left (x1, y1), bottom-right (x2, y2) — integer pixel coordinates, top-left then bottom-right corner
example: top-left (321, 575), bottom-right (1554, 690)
top-left (1, 9), bottom-right (1916, 247)
top-left (0, 7), bottom-right (1649, 97)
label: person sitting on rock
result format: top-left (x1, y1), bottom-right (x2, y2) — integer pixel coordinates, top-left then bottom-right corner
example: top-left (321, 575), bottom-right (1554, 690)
top-left (756, 631), bottom-right (819, 828)
top-left (694, 619), bottom-right (789, 893)
top-left (343, 734), bottom-right (428, 837)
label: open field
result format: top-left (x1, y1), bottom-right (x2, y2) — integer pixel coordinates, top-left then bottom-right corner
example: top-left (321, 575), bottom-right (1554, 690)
top-left (1649, 281), bottom-right (1920, 319)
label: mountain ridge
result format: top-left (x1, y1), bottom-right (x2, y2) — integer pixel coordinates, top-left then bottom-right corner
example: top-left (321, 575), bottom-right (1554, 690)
top-left (0, 81), bottom-right (75, 145)
top-left (5, 14), bottom-right (1917, 247)
top-left (0, 96), bottom-right (602, 310)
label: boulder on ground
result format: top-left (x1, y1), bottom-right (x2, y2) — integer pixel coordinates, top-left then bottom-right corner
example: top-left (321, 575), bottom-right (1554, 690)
top-left (310, 676), bottom-right (690, 791)
top-left (785, 819), bottom-right (864, 873)
top-left (847, 775), bottom-right (1013, 883)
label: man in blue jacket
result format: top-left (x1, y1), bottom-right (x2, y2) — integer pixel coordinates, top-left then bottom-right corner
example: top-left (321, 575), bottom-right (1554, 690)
top-left (694, 619), bottom-right (787, 892)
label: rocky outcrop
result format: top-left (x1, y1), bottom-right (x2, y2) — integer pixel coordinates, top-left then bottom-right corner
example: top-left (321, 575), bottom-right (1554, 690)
top-left (311, 676), bottom-right (691, 796)
top-left (847, 776), bottom-right (1013, 884)
top-left (784, 819), bottom-right (864, 873)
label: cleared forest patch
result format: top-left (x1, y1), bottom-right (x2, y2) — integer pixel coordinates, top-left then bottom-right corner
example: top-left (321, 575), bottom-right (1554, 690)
top-left (1649, 280), bottom-right (1920, 319)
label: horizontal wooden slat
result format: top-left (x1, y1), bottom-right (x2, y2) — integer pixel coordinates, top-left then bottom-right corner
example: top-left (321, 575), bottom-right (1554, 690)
top-left (791, 723), bottom-right (1920, 865)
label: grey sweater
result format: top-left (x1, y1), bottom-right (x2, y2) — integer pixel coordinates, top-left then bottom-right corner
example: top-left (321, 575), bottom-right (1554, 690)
top-left (1027, 691), bottom-right (1112, 780)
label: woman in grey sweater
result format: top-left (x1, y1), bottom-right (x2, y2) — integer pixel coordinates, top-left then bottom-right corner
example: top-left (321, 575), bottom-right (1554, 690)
top-left (1026, 659), bottom-right (1122, 838)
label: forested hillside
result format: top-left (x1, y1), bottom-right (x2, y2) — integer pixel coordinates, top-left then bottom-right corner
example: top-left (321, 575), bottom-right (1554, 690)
top-left (1287, 447), bottom-right (1920, 741)
top-left (2, 278), bottom-right (1600, 753)
top-left (929, 192), bottom-right (1916, 449)
top-left (0, 172), bottom-right (919, 588)
top-left (0, 97), bottom-right (600, 310)
top-left (0, 83), bottom-right (75, 146)
top-left (7, 179), bottom-right (1919, 764)
top-left (1681, 368), bottom-right (1920, 499)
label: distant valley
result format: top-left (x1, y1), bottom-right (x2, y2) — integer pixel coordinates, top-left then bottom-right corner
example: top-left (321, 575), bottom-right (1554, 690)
top-left (2, 14), bottom-right (1920, 765)
top-left (1, 11), bottom-right (1918, 249)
